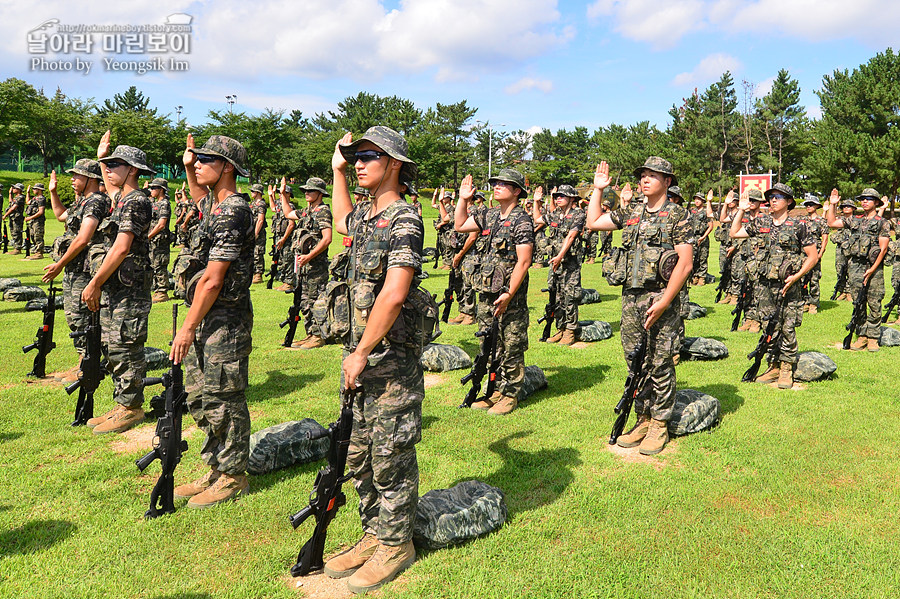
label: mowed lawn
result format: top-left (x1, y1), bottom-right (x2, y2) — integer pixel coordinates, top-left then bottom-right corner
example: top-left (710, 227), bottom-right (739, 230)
top-left (1, 196), bottom-right (900, 598)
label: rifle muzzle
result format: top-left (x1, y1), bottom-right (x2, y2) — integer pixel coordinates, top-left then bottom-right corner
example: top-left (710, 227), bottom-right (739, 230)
top-left (143, 377), bottom-right (164, 387)
top-left (65, 379), bottom-right (81, 395)
top-left (288, 505), bottom-right (314, 529)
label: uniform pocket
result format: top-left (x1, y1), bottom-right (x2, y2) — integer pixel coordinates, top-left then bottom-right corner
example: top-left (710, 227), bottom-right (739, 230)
top-left (373, 407), bottom-right (422, 456)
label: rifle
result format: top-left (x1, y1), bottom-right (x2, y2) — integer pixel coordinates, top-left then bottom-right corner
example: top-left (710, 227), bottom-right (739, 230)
top-left (882, 278), bottom-right (900, 323)
top-left (743, 297), bottom-right (785, 382)
top-left (715, 250), bottom-right (734, 303)
top-left (459, 318), bottom-right (501, 408)
top-left (731, 274), bottom-right (752, 331)
top-left (436, 267), bottom-right (457, 323)
top-left (66, 310), bottom-right (104, 426)
top-left (2, 221), bottom-right (8, 253)
top-left (843, 280), bottom-right (870, 349)
top-left (433, 228), bottom-right (443, 269)
top-left (599, 232), bottom-right (612, 258)
top-left (280, 283), bottom-right (303, 346)
top-left (609, 331), bottom-right (649, 445)
top-left (25, 224), bottom-right (31, 257)
top-left (831, 259), bottom-right (849, 300)
top-left (288, 384), bottom-right (362, 577)
top-left (538, 268), bottom-right (559, 341)
top-left (136, 304), bottom-right (188, 519)
top-left (23, 284), bottom-right (59, 378)
top-left (267, 242), bottom-right (281, 289)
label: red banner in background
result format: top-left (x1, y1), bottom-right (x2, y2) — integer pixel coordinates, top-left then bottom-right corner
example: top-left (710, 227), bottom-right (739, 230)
top-left (739, 174), bottom-right (772, 195)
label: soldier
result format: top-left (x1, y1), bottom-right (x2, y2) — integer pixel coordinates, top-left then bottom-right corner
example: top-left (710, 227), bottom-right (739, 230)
top-left (147, 178), bottom-right (172, 303)
top-left (280, 176), bottom-right (333, 349)
top-left (730, 184), bottom-right (818, 388)
top-left (353, 186), bottom-right (369, 203)
top-left (173, 187), bottom-right (190, 247)
top-left (831, 197), bottom-right (856, 301)
top-left (532, 195), bottom-right (549, 268)
top-left (533, 184), bottom-right (585, 345)
top-left (716, 190), bottom-right (739, 303)
top-left (249, 183), bottom-right (268, 284)
top-left (273, 184), bottom-right (297, 291)
top-left (735, 190), bottom-right (765, 331)
top-left (170, 134), bottom-right (255, 508)
top-left (405, 184), bottom-right (423, 217)
top-left (324, 126), bottom-right (427, 593)
top-left (82, 132), bottom-right (154, 435)
top-left (2, 183), bottom-right (25, 253)
top-left (799, 195), bottom-right (829, 314)
top-left (453, 194), bottom-right (483, 327)
top-left (826, 187), bottom-right (890, 351)
top-left (41, 161), bottom-right (110, 381)
top-left (24, 183), bottom-right (47, 259)
top-left (455, 168), bottom-right (534, 415)
top-left (432, 190), bottom-right (457, 270)
top-left (586, 157), bottom-right (694, 455)
top-left (688, 191), bottom-right (715, 286)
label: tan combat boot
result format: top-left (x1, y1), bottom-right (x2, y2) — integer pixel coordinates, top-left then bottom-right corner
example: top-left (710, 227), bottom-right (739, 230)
top-left (638, 418), bottom-right (669, 456)
top-left (696, 278), bottom-right (706, 287)
top-left (808, 304), bottom-right (818, 315)
top-left (850, 336), bottom-right (867, 351)
top-left (188, 471), bottom-right (249, 508)
top-left (471, 390), bottom-right (501, 410)
top-left (324, 533), bottom-right (379, 579)
top-left (545, 330), bottom-right (564, 343)
top-left (152, 291), bottom-right (169, 303)
top-left (587, 257), bottom-right (595, 264)
top-left (347, 540), bottom-right (416, 595)
top-left (174, 467), bottom-right (221, 499)
top-left (777, 362), bottom-right (794, 389)
top-left (86, 404), bottom-right (124, 428)
top-left (672, 353), bottom-right (680, 366)
top-left (9, 249), bottom-right (20, 255)
top-left (301, 335), bottom-right (325, 349)
top-left (737, 320), bottom-right (751, 332)
top-left (291, 334), bottom-right (313, 348)
top-left (92, 406), bottom-right (145, 435)
top-left (868, 337), bottom-right (880, 352)
top-left (616, 414), bottom-right (650, 448)
top-left (755, 362), bottom-right (780, 384)
top-left (487, 395), bottom-right (517, 415)
top-left (458, 314), bottom-right (476, 326)
top-left (251, 273), bottom-right (263, 284)
top-left (559, 329), bottom-right (576, 346)
top-left (28, 252), bottom-right (44, 260)
top-left (747, 320), bottom-right (761, 333)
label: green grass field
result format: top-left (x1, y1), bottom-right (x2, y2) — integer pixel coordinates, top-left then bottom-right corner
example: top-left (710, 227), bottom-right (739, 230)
top-left (2, 185), bottom-right (900, 598)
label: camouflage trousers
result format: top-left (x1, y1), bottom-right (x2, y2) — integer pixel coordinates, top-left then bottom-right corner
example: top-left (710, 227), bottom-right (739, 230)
top-left (755, 281), bottom-right (803, 365)
top-left (621, 288), bottom-right (681, 421)
top-left (459, 258), bottom-right (477, 317)
top-left (253, 231), bottom-right (266, 275)
top-left (693, 238), bottom-right (709, 279)
top-left (28, 219), bottom-right (44, 253)
top-left (747, 275), bottom-right (765, 323)
top-left (552, 262), bottom-right (581, 331)
top-left (719, 244), bottom-right (729, 275)
top-left (279, 241), bottom-right (295, 285)
top-left (534, 231), bottom-right (550, 265)
top-left (476, 293), bottom-right (529, 399)
top-left (802, 261), bottom-right (822, 307)
top-left (150, 243), bottom-right (170, 294)
top-left (583, 230), bottom-right (598, 261)
top-left (9, 217), bottom-right (23, 250)
top-left (440, 235), bottom-right (456, 268)
top-left (847, 260), bottom-right (885, 339)
top-left (345, 345), bottom-right (424, 545)
top-left (62, 270), bottom-right (91, 356)
top-left (183, 305), bottom-right (253, 475)
top-left (599, 231), bottom-right (612, 257)
top-left (727, 252), bottom-right (747, 297)
top-left (297, 264), bottom-right (329, 337)
top-left (891, 255), bottom-right (900, 291)
top-left (100, 285), bottom-right (151, 409)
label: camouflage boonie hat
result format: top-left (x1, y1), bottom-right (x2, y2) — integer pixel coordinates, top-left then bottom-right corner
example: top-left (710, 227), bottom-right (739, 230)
top-left (839, 197), bottom-right (856, 209)
top-left (404, 182), bottom-right (418, 197)
top-left (764, 182), bottom-right (795, 208)
top-left (474, 190), bottom-right (486, 200)
top-left (442, 191), bottom-right (453, 199)
top-left (189, 135), bottom-right (249, 177)
top-left (858, 187), bottom-right (880, 200)
top-left (66, 159), bottom-right (103, 180)
top-left (667, 185), bottom-right (684, 200)
top-left (693, 191), bottom-right (705, 200)
top-left (747, 188), bottom-right (764, 203)
top-left (552, 184), bottom-right (579, 198)
top-left (297, 177), bottom-right (330, 197)
top-left (148, 177), bottom-right (168, 189)
top-left (633, 156), bottom-right (677, 187)
top-left (32, 183), bottom-right (45, 191)
top-left (12, 183), bottom-right (24, 191)
top-left (352, 186), bottom-right (369, 196)
top-left (250, 183), bottom-right (265, 194)
top-left (488, 168), bottom-right (527, 197)
top-left (802, 194), bottom-right (822, 207)
top-left (99, 145), bottom-right (156, 175)
top-left (339, 125), bottom-right (417, 181)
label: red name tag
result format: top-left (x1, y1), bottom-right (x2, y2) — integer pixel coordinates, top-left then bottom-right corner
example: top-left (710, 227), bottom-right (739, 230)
top-left (759, 227), bottom-right (771, 233)
top-left (342, 236), bottom-right (352, 247)
top-left (626, 218), bottom-right (639, 225)
top-left (376, 218), bottom-right (389, 228)
top-left (659, 211), bottom-right (669, 217)
top-left (741, 218), bottom-right (748, 223)
top-left (503, 221), bottom-right (512, 227)
top-left (482, 229), bottom-right (491, 235)
top-left (786, 221), bottom-right (793, 225)
top-left (550, 222), bottom-right (558, 227)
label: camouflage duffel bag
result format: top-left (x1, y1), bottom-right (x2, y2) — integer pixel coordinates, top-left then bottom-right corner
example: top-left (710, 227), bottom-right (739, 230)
top-left (668, 389), bottom-right (720, 436)
top-left (247, 419), bottom-right (330, 475)
top-left (413, 480), bottom-right (507, 550)
top-left (420, 343), bottom-right (472, 372)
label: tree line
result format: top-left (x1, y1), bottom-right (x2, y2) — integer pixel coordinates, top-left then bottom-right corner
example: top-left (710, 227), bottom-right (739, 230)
top-left (1, 48), bottom-right (899, 197)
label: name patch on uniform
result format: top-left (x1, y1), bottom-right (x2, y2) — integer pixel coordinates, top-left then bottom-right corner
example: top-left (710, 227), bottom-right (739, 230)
top-left (660, 211), bottom-right (669, 217)
top-left (342, 236), bottom-right (352, 247)
top-left (741, 218), bottom-right (748, 223)
top-left (503, 221), bottom-right (512, 227)
top-left (626, 218), bottom-right (639, 225)
top-left (759, 227), bottom-right (771, 233)
top-left (482, 229), bottom-right (491, 236)
top-left (376, 218), bottom-right (390, 228)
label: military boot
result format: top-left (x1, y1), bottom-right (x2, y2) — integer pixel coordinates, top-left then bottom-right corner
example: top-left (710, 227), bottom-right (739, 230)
top-left (616, 414), bottom-right (650, 448)
top-left (251, 273), bottom-right (263, 284)
top-left (487, 395), bottom-right (517, 415)
top-left (152, 291), bottom-right (169, 303)
top-left (291, 334), bottom-right (313, 348)
top-left (447, 314), bottom-right (465, 324)
top-left (188, 472), bottom-right (249, 508)
top-left (737, 319), bottom-right (752, 332)
top-left (777, 362), bottom-right (794, 389)
top-left (807, 304), bottom-right (818, 315)
top-left (174, 467), bottom-right (221, 499)
top-left (868, 337), bottom-right (880, 352)
top-left (347, 540), bottom-right (416, 595)
top-left (587, 257), bottom-right (595, 264)
top-left (695, 277), bottom-right (706, 287)
top-left (86, 404), bottom-right (124, 428)
top-left (458, 314), bottom-right (476, 326)
top-left (301, 335), bottom-right (325, 349)
top-left (747, 320), bottom-right (761, 333)
top-left (545, 330), bottom-right (564, 343)
top-left (471, 390), bottom-right (501, 410)
top-left (755, 362), bottom-right (780, 384)
top-left (324, 533), bottom-right (379, 579)
top-left (28, 252), bottom-right (43, 260)
top-left (559, 329), bottom-right (576, 345)
top-left (9, 249), bottom-right (20, 255)
top-left (850, 336), bottom-right (867, 351)
top-left (638, 418), bottom-right (669, 456)
top-left (92, 405), bottom-right (145, 435)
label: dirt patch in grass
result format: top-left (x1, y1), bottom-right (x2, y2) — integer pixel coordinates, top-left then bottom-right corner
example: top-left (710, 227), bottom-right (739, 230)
top-left (570, 342), bottom-right (591, 349)
top-left (424, 373), bottom-right (443, 389)
top-left (606, 440), bottom-right (679, 470)
top-left (763, 381), bottom-right (807, 391)
top-left (282, 570), bottom-right (355, 599)
top-left (713, 493), bottom-right (781, 518)
top-left (110, 424), bottom-right (199, 454)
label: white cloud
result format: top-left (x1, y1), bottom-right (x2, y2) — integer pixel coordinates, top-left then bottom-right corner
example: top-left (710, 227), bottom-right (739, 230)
top-left (754, 76), bottom-right (776, 98)
top-left (587, 0), bottom-right (706, 50)
top-left (505, 77), bottom-right (554, 94)
top-left (805, 104), bottom-right (823, 120)
top-left (525, 125), bottom-right (544, 137)
top-left (672, 53), bottom-right (741, 86)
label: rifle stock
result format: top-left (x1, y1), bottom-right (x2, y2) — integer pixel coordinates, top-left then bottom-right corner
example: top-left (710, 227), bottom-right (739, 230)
top-left (609, 331), bottom-right (649, 445)
top-left (460, 320), bottom-right (500, 408)
top-left (267, 243), bottom-right (280, 289)
top-left (843, 281), bottom-right (870, 349)
top-left (67, 310), bottom-right (103, 426)
top-left (23, 284), bottom-right (59, 378)
top-left (731, 275), bottom-right (752, 331)
top-left (281, 284), bottom-right (303, 347)
top-left (831, 260), bottom-right (848, 300)
top-left (538, 270), bottom-right (558, 341)
top-left (742, 298), bottom-right (785, 382)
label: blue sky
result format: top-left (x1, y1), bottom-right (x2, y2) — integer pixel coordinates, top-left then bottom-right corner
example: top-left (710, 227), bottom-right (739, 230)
top-left (2, 0), bottom-right (896, 139)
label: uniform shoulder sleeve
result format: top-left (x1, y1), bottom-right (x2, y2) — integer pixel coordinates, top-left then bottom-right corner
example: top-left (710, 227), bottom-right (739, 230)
top-left (608, 205), bottom-right (631, 229)
top-left (386, 203), bottom-right (423, 272)
top-left (670, 205), bottom-right (693, 246)
top-left (208, 196), bottom-right (252, 262)
top-left (512, 208), bottom-right (535, 246)
top-left (315, 204), bottom-right (333, 230)
top-left (117, 190), bottom-right (152, 236)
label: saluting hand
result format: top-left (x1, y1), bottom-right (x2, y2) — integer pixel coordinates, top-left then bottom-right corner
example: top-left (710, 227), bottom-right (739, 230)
top-left (332, 132), bottom-right (352, 172)
top-left (593, 162), bottom-right (611, 190)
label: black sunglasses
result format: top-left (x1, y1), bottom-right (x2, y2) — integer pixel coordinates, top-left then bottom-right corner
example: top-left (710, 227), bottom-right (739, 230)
top-left (354, 150), bottom-right (389, 163)
top-left (195, 154), bottom-right (222, 165)
top-left (104, 160), bottom-right (129, 169)
top-left (768, 193), bottom-right (789, 200)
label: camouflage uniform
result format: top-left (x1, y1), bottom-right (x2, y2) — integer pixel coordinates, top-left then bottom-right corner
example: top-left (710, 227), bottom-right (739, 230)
top-left (435, 209), bottom-right (457, 268)
top-left (533, 206), bottom-right (550, 266)
top-left (687, 204), bottom-right (712, 280)
top-left (149, 191), bottom-right (172, 295)
top-left (717, 208), bottom-right (736, 278)
top-left (831, 226), bottom-right (849, 293)
top-left (291, 198), bottom-right (332, 338)
top-left (250, 193), bottom-right (268, 276)
top-left (458, 203), bottom-right (486, 318)
top-left (473, 205), bottom-right (535, 399)
top-left (839, 212), bottom-right (890, 338)
top-left (610, 198), bottom-right (692, 421)
top-left (25, 193), bottom-right (46, 253)
top-left (7, 189), bottom-right (25, 250)
top-left (344, 198), bottom-right (425, 545)
top-left (889, 218), bottom-right (900, 294)
top-left (743, 214), bottom-right (815, 366)
top-left (276, 197), bottom-right (297, 286)
top-left (174, 197), bottom-right (190, 246)
top-left (800, 215), bottom-right (827, 308)
top-left (544, 203), bottom-right (585, 331)
top-left (583, 229), bottom-right (598, 262)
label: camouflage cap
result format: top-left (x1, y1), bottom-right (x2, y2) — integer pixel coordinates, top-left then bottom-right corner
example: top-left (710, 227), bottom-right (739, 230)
top-left (474, 190), bottom-right (486, 200)
top-left (352, 186), bottom-right (369, 197)
top-left (65, 158), bottom-right (103, 180)
top-left (839, 197), bottom-right (857, 209)
top-left (667, 185), bottom-right (684, 200)
top-left (283, 184), bottom-right (293, 197)
top-left (552, 184), bottom-right (579, 199)
top-left (764, 182), bottom-right (794, 200)
top-left (99, 145), bottom-right (156, 175)
top-left (404, 182), bottom-right (418, 197)
top-left (488, 168), bottom-right (527, 197)
top-left (32, 183), bottom-right (45, 191)
top-left (148, 177), bottom-right (168, 189)
top-left (339, 125), bottom-right (417, 181)
top-left (12, 183), bottom-right (24, 191)
top-left (250, 183), bottom-right (265, 194)
top-left (633, 156), bottom-right (677, 187)
top-left (442, 191), bottom-right (454, 199)
top-left (858, 187), bottom-right (881, 200)
top-left (802, 194), bottom-right (822, 207)
top-left (297, 177), bottom-right (330, 197)
top-left (693, 191), bottom-right (705, 200)
top-left (189, 135), bottom-right (249, 177)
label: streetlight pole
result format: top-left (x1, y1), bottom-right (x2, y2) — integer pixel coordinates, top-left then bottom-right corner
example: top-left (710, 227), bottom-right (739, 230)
top-left (175, 105), bottom-right (183, 122)
top-left (476, 120), bottom-right (505, 180)
top-left (225, 95), bottom-right (237, 113)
